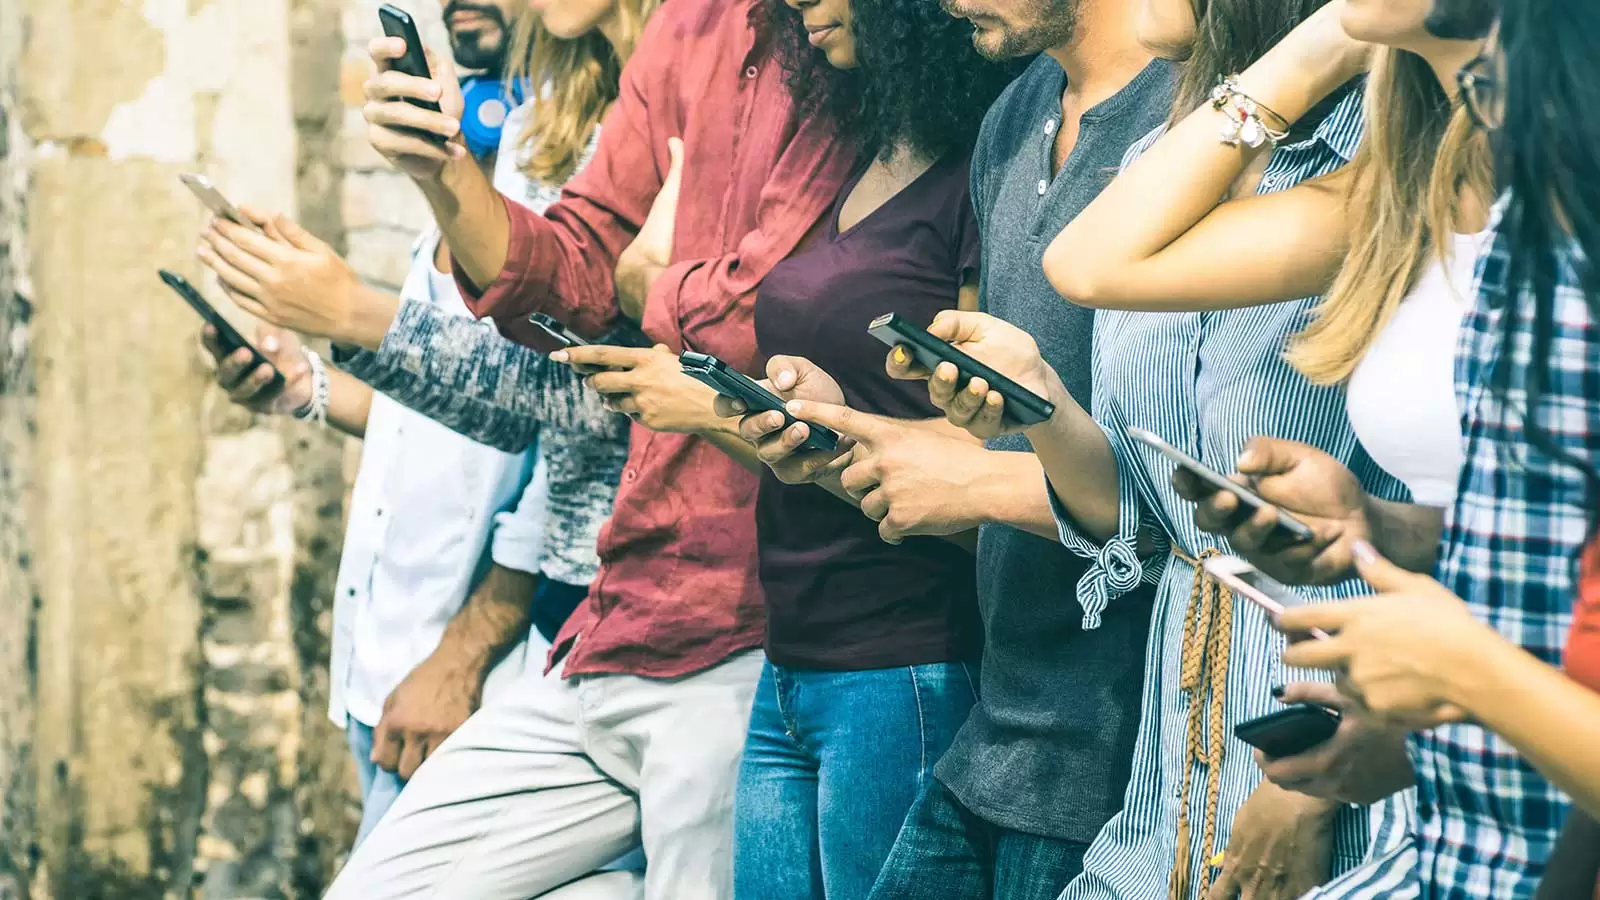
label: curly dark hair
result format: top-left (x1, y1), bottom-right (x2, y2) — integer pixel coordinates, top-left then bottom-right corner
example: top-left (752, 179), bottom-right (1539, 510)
top-left (767, 0), bottom-right (1027, 162)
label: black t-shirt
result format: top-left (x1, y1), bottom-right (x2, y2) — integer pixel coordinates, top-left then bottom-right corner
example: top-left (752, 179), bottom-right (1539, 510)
top-left (752, 152), bottom-right (981, 671)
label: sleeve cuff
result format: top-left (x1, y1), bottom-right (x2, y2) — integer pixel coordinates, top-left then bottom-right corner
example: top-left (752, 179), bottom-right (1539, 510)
top-left (489, 445), bottom-right (550, 575)
top-left (1048, 421), bottom-right (1169, 630)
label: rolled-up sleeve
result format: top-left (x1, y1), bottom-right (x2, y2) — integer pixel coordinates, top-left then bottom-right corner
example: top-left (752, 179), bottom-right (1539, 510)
top-left (1049, 419), bottom-right (1168, 630)
top-left (489, 444), bottom-right (551, 576)
top-left (335, 298), bottom-right (627, 453)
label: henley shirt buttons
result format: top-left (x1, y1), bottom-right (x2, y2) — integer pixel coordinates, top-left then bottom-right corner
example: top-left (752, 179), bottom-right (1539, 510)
top-left (1045, 119), bottom-right (1057, 135)
top-left (1037, 179), bottom-right (1049, 196)
top-left (744, 66), bottom-right (758, 79)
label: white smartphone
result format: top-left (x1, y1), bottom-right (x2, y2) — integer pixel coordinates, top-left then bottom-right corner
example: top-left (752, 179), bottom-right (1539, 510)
top-left (179, 173), bottom-right (260, 231)
top-left (1202, 555), bottom-right (1330, 640)
top-left (1126, 426), bottom-right (1315, 546)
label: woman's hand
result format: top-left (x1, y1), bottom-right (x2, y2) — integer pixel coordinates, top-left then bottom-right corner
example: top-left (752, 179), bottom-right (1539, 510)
top-left (1243, 1), bottom-right (1374, 115)
top-left (1207, 781), bottom-right (1336, 900)
top-left (197, 206), bottom-right (397, 350)
top-left (363, 38), bottom-right (468, 181)
top-left (885, 310), bottom-right (1066, 440)
top-left (554, 344), bottom-right (723, 435)
top-left (201, 322), bottom-right (312, 416)
top-left (616, 137), bottom-right (685, 322)
top-left (1175, 437), bottom-right (1371, 585)
top-left (1278, 543), bottom-right (1490, 731)
top-left (716, 355), bottom-right (854, 485)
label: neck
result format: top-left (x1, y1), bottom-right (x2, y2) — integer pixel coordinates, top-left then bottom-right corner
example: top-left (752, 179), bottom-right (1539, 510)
top-left (1416, 37), bottom-right (1486, 100)
top-left (1045, 0), bottom-right (1153, 106)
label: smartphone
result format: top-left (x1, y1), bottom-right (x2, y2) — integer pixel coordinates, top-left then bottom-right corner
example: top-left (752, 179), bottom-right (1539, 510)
top-left (1126, 426), bottom-right (1315, 546)
top-left (1234, 704), bottom-right (1341, 758)
top-left (179, 173), bottom-right (260, 231)
top-left (378, 4), bottom-right (442, 114)
top-left (529, 313), bottom-right (591, 349)
top-left (1201, 555), bottom-right (1330, 640)
top-left (159, 270), bottom-right (285, 393)
top-left (679, 351), bottom-right (840, 454)
top-left (867, 313), bottom-right (1055, 427)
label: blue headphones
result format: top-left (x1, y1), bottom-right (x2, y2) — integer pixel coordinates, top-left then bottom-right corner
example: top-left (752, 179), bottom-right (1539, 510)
top-left (460, 75), bottom-right (529, 160)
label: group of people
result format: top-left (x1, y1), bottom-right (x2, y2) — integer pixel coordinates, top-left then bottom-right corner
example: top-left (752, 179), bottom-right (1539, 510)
top-left (188, 0), bottom-right (1599, 896)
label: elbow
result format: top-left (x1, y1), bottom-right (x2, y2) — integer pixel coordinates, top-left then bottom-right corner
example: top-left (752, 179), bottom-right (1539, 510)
top-left (1043, 239), bottom-right (1112, 309)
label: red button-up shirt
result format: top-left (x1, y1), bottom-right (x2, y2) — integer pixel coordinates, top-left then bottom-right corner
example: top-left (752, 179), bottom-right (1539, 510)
top-left (459, 0), bottom-right (853, 679)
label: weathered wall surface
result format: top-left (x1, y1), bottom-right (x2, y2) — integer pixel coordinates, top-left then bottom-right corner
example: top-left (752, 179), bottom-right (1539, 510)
top-left (0, 0), bottom-right (455, 894)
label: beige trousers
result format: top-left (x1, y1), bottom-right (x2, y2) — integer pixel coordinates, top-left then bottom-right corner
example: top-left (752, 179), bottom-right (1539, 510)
top-left (324, 650), bottom-right (763, 900)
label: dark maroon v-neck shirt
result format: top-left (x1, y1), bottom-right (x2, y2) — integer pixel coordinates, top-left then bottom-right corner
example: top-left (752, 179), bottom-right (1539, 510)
top-left (753, 152), bottom-right (982, 671)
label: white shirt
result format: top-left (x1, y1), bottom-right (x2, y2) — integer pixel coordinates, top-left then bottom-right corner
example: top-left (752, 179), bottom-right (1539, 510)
top-left (329, 105), bottom-right (553, 728)
top-left (1346, 231), bottom-right (1490, 507)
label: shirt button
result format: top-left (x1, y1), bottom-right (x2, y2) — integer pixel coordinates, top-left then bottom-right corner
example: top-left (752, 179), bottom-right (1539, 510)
top-left (1037, 179), bottom-right (1048, 196)
top-left (744, 66), bottom-right (758, 79)
top-left (624, 469), bottom-right (638, 483)
top-left (1045, 119), bottom-right (1057, 135)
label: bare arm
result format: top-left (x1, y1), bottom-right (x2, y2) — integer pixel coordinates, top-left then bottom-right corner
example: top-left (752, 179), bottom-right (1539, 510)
top-left (323, 367), bottom-right (375, 439)
top-left (1044, 3), bottom-right (1369, 311)
top-left (1366, 497), bottom-right (1446, 574)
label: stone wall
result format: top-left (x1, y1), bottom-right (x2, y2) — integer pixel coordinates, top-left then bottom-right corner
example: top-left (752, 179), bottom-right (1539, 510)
top-left (0, 0), bottom-right (452, 895)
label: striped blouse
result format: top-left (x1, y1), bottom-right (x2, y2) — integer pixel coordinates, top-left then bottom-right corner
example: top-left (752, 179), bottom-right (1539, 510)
top-left (1051, 85), bottom-right (1416, 900)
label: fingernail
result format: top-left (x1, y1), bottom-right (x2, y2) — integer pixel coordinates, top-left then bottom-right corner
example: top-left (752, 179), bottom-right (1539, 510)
top-left (1238, 448), bottom-right (1257, 467)
top-left (551, 350), bottom-right (569, 362)
top-left (786, 400), bottom-right (803, 415)
top-left (263, 336), bottom-right (278, 352)
top-left (1352, 540), bottom-right (1378, 566)
top-left (1270, 684), bottom-right (1285, 699)
top-left (892, 346), bottom-right (910, 366)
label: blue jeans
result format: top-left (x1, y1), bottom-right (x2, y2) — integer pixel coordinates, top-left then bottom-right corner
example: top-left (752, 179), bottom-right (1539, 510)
top-left (347, 720), bottom-right (406, 847)
top-left (733, 659), bottom-right (979, 900)
top-left (867, 778), bottom-right (1088, 900)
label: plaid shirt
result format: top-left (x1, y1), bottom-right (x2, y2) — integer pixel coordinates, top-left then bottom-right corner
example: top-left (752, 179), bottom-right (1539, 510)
top-left (1320, 218), bottom-right (1598, 900)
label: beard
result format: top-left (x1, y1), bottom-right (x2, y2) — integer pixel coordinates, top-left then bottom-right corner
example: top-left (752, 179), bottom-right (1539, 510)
top-left (444, 1), bottom-right (512, 73)
top-left (943, 0), bottom-right (1080, 60)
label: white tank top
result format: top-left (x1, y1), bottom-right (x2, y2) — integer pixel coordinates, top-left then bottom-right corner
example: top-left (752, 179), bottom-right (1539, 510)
top-left (1345, 231), bottom-right (1489, 507)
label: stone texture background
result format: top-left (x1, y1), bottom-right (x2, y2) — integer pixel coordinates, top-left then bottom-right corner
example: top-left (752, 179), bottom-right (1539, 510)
top-left (0, 2), bottom-right (444, 897)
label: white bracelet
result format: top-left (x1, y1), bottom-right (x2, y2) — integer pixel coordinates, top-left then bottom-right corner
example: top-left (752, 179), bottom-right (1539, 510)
top-left (292, 349), bottom-right (330, 427)
top-left (1210, 76), bottom-right (1290, 149)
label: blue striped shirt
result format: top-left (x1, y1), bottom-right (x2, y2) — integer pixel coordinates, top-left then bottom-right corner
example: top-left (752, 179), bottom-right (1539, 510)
top-left (1310, 204), bottom-right (1596, 900)
top-left (1052, 86), bottom-right (1416, 900)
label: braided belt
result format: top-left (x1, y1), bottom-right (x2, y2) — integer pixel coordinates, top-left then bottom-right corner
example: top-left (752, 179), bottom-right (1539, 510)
top-left (1168, 547), bottom-right (1235, 900)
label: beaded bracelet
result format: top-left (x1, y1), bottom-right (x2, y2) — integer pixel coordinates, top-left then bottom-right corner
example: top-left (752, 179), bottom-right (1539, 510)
top-left (1210, 76), bottom-right (1291, 149)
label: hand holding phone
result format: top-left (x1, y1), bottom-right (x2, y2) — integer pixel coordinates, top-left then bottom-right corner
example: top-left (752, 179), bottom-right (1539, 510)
top-left (1127, 427), bottom-right (1314, 550)
top-left (1234, 704), bottom-right (1341, 758)
top-left (680, 351), bottom-right (839, 453)
top-left (1201, 555), bottom-right (1330, 640)
top-left (378, 4), bottom-right (441, 114)
top-left (868, 313), bottom-right (1056, 427)
top-left (161, 270), bottom-right (286, 396)
top-left (180, 174), bottom-right (262, 232)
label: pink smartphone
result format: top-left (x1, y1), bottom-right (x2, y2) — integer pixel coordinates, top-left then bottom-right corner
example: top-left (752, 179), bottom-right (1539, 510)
top-left (1201, 555), bottom-right (1330, 640)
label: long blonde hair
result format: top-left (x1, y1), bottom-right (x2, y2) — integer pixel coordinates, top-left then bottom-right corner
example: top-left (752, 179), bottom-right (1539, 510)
top-left (504, 0), bottom-right (661, 184)
top-left (1286, 49), bottom-right (1493, 385)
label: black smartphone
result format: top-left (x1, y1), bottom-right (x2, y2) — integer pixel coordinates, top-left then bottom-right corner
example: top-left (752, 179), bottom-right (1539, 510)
top-left (529, 313), bottom-right (591, 349)
top-left (679, 351), bottom-right (840, 454)
top-left (160, 270), bottom-right (285, 394)
top-left (866, 313), bottom-right (1056, 427)
top-left (1234, 704), bottom-right (1341, 758)
top-left (1125, 426), bottom-right (1316, 548)
top-left (378, 4), bottom-right (442, 114)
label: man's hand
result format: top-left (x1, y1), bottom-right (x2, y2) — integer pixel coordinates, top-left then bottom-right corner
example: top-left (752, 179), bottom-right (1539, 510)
top-left (1277, 545), bottom-right (1485, 731)
top-left (1174, 437), bottom-right (1369, 586)
top-left (370, 646), bottom-right (485, 781)
top-left (1208, 780), bottom-right (1337, 900)
top-left (554, 344), bottom-right (724, 435)
top-left (716, 355), bottom-right (854, 485)
top-left (202, 323), bottom-right (312, 416)
top-left (886, 310), bottom-right (1067, 440)
top-left (197, 207), bottom-right (398, 350)
top-left (363, 38), bottom-right (468, 181)
top-left (615, 137), bottom-right (684, 322)
top-left (787, 399), bottom-right (997, 544)
top-left (1255, 681), bottom-right (1416, 805)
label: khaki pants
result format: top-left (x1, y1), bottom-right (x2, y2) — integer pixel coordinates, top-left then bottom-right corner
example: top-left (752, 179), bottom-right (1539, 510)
top-left (325, 650), bottom-right (763, 900)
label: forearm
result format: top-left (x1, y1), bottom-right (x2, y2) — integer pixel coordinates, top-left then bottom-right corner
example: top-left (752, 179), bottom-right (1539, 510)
top-left (1365, 498), bottom-right (1445, 574)
top-left (1027, 402), bottom-right (1123, 541)
top-left (965, 451), bottom-right (1064, 541)
top-left (433, 563), bottom-right (538, 677)
top-left (703, 425), bottom-right (764, 476)
top-left (323, 367), bottom-right (373, 438)
top-left (615, 250), bottom-right (663, 324)
top-left (420, 158), bottom-right (511, 293)
top-left (1462, 639), bottom-right (1600, 818)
